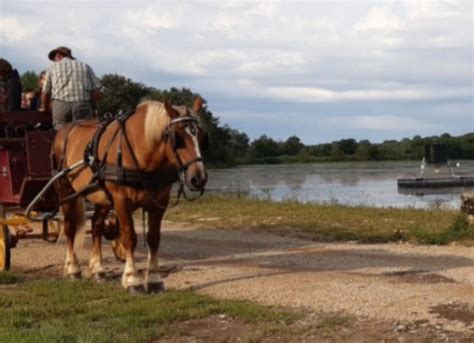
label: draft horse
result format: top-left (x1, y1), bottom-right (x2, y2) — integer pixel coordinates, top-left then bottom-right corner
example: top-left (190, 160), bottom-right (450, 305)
top-left (51, 98), bottom-right (208, 293)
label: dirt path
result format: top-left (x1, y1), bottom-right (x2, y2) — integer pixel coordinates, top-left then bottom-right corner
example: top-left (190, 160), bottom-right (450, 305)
top-left (10, 220), bottom-right (474, 340)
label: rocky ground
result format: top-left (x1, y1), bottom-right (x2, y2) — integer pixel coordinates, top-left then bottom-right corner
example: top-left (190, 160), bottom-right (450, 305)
top-left (9, 220), bottom-right (474, 342)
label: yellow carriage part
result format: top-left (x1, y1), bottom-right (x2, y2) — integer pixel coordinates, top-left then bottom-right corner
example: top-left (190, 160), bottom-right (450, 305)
top-left (0, 224), bottom-right (11, 271)
top-left (0, 216), bottom-right (31, 226)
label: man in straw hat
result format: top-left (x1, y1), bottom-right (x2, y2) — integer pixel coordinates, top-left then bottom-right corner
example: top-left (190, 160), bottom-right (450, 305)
top-left (41, 46), bottom-right (101, 130)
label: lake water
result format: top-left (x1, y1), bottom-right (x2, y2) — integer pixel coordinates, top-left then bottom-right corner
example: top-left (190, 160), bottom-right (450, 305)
top-left (205, 161), bottom-right (474, 209)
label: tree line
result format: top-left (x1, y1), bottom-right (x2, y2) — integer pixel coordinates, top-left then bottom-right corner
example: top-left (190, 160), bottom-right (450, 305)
top-left (20, 71), bottom-right (474, 166)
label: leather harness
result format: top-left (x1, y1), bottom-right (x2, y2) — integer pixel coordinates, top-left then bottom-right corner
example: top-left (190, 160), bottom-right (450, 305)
top-left (56, 109), bottom-right (205, 208)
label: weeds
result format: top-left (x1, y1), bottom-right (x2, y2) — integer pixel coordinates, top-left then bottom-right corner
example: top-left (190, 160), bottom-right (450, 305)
top-left (0, 271), bottom-right (22, 285)
top-left (165, 194), bottom-right (472, 245)
top-left (412, 213), bottom-right (474, 245)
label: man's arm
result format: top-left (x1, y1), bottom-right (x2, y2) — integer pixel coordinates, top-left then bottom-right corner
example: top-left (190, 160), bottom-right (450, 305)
top-left (39, 70), bottom-right (52, 112)
top-left (40, 92), bottom-right (51, 112)
top-left (87, 65), bottom-right (102, 102)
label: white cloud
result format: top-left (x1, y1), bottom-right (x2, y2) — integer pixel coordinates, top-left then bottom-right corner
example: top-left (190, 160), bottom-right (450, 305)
top-left (326, 114), bottom-right (441, 132)
top-left (405, 0), bottom-right (470, 21)
top-left (354, 6), bottom-right (402, 32)
top-left (0, 16), bottom-right (42, 42)
top-left (265, 86), bottom-right (471, 103)
top-left (124, 6), bottom-right (182, 32)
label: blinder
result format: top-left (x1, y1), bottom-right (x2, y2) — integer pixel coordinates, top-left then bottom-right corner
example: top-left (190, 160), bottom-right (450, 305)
top-left (165, 116), bottom-right (204, 151)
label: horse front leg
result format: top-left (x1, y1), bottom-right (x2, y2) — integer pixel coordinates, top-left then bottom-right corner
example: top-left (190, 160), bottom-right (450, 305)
top-left (62, 198), bottom-right (84, 279)
top-left (89, 205), bottom-right (110, 283)
top-left (145, 208), bottom-right (166, 293)
top-left (115, 199), bottom-right (143, 293)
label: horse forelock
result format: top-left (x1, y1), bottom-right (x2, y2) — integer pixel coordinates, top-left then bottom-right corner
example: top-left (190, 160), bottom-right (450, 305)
top-left (138, 101), bottom-right (171, 145)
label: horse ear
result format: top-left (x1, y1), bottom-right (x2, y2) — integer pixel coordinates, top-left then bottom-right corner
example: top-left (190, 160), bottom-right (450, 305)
top-left (193, 97), bottom-right (203, 113)
top-left (163, 100), bottom-right (179, 118)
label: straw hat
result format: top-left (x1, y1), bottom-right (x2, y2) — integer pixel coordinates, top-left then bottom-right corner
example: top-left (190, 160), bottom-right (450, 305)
top-left (48, 46), bottom-right (75, 61)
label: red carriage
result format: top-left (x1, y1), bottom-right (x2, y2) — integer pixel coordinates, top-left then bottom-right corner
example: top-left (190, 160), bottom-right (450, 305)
top-left (0, 111), bottom-right (124, 271)
top-left (0, 111), bottom-right (59, 270)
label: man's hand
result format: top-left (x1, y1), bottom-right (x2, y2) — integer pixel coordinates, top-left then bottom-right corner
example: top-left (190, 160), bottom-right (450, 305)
top-left (41, 92), bottom-right (51, 112)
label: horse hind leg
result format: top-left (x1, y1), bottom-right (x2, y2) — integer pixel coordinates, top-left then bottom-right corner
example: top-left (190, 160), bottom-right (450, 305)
top-left (89, 205), bottom-right (110, 283)
top-left (145, 209), bottom-right (165, 294)
top-left (62, 198), bottom-right (86, 279)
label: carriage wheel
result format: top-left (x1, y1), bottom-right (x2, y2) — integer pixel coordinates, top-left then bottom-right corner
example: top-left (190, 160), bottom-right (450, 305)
top-left (111, 238), bottom-right (126, 262)
top-left (0, 225), bottom-right (11, 271)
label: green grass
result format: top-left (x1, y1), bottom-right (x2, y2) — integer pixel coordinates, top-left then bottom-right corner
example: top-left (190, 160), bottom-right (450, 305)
top-left (165, 194), bottom-right (474, 245)
top-left (412, 213), bottom-right (474, 245)
top-left (0, 271), bottom-right (23, 285)
top-left (0, 277), bottom-right (298, 342)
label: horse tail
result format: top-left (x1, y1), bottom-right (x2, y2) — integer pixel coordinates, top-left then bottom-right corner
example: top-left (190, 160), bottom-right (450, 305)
top-left (74, 197), bottom-right (87, 248)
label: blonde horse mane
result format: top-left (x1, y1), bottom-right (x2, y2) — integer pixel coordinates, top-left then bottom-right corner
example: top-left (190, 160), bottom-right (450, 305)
top-left (138, 101), bottom-right (171, 145)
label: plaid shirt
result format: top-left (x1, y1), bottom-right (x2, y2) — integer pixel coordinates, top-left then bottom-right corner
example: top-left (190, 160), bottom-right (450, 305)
top-left (43, 57), bottom-right (101, 102)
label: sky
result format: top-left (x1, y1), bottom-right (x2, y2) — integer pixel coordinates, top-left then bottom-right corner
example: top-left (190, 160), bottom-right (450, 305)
top-left (1, 0), bottom-right (472, 144)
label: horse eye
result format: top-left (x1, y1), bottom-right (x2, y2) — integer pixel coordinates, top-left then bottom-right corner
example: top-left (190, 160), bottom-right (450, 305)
top-left (189, 126), bottom-right (197, 136)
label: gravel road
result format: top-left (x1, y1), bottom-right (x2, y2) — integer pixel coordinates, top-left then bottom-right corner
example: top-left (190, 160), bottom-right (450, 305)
top-left (10, 220), bottom-right (474, 339)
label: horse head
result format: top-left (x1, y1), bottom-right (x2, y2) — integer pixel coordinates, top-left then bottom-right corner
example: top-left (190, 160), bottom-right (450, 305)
top-left (163, 98), bottom-right (208, 192)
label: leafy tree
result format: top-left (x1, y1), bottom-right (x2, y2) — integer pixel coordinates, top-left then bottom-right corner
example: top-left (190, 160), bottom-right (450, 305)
top-left (329, 142), bottom-right (344, 160)
top-left (226, 126), bottom-right (250, 160)
top-left (282, 135), bottom-right (304, 155)
top-left (250, 135), bottom-right (281, 158)
top-left (21, 70), bottom-right (39, 92)
top-left (337, 138), bottom-right (358, 155)
top-left (96, 74), bottom-right (154, 115)
top-left (354, 140), bottom-right (371, 161)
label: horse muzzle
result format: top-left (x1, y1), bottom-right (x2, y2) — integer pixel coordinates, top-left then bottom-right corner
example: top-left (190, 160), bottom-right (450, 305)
top-left (185, 168), bottom-right (208, 192)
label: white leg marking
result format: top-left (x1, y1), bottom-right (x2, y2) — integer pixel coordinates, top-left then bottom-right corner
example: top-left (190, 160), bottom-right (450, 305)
top-left (121, 254), bottom-right (142, 288)
top-left (145, 250), bottom-right (163, 285)
top-left (65, 249), bottom-right (81, 275)
top-left (89, 252), bottom-right (105, 275)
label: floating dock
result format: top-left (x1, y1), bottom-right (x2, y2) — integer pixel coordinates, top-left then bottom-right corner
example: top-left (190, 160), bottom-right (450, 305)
top-left (397, 176), bottom-right (474, 189)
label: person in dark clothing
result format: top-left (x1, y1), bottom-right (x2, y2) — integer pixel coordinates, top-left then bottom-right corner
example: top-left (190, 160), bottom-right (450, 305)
top-left (0, 58), bottom-right (22, 112)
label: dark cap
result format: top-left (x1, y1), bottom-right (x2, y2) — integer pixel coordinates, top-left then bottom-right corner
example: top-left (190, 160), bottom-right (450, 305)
top-left (48, 46), bottom-right (75, 61)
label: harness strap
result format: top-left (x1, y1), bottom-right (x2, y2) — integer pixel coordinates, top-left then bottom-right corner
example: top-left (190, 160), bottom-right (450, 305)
top-left (79, 110), bottom-right (205, 210)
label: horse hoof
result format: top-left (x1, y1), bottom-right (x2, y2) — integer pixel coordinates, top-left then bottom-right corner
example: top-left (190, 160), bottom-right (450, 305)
top-left (68, 272), bottom-right (82, 280)
top-left (127, 285), bottom-right (146, 295)
top-left (147, 282), bottom-right (165, 294)
top-left (93, 272), bottom-right (107, 283)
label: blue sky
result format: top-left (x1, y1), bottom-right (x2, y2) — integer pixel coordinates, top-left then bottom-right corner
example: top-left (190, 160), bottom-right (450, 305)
top-left (1, 0), bottom-right (472, 144)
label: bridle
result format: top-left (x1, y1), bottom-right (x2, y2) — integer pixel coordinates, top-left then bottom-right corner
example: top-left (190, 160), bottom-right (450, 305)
top-left (164, 115), bottom-right (206, 202)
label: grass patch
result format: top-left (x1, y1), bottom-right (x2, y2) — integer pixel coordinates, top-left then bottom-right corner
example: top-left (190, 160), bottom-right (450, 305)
top-left (165, 194), bottom-right (474, 245)
top-left (0, 271), bottom-right (22, 285)
top-left (0, 278), bottom-right (297, 342)
top-left (413, 213), bottom-right (474, 245)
